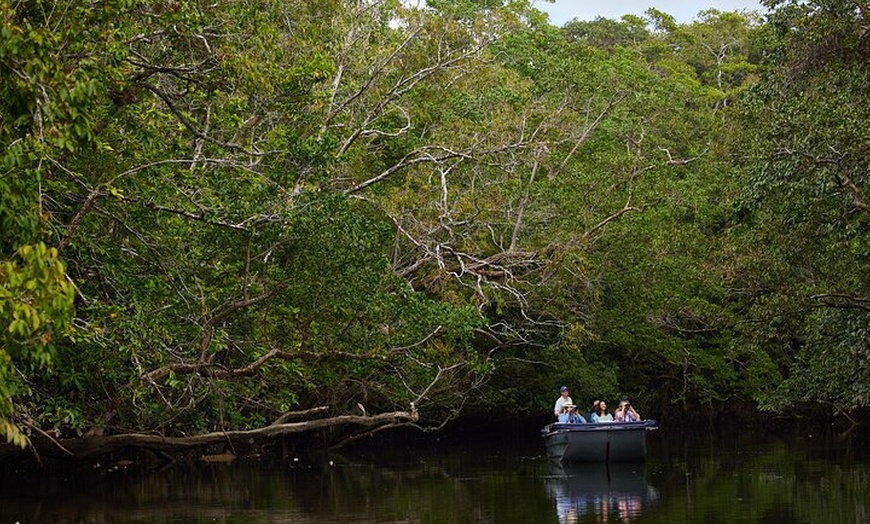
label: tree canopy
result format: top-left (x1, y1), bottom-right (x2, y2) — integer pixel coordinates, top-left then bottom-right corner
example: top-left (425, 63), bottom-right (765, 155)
top-left (0, 0), bottom-right (866, 454)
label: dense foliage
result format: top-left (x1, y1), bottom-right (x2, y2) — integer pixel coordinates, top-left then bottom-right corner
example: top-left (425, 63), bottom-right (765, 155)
top-left (0, 0), bottom-right (866, 448)
top-left (733, 0), bottom-right (869, 413)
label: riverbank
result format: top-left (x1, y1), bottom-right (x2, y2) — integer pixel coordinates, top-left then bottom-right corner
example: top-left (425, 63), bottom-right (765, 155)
top-left (1, 404), bottom-right (864, 473)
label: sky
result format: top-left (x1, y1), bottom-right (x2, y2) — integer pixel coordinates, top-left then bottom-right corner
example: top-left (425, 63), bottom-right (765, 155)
top-left (534, 0), bottom-right (767, 26)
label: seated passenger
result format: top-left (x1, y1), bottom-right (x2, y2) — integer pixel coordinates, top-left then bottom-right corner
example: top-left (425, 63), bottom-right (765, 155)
top-left (614, 399), bottom-right (641, 422)
top-left (558, 403), bottom-right (587, 424)
top-left (591, 401), bottom-right (613, 422)
top-left (587, 400), bottom-right (600, 423)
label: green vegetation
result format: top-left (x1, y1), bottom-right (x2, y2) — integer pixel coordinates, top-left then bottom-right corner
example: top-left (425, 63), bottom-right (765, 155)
top-left (0, 0), bottom-right (866, 450)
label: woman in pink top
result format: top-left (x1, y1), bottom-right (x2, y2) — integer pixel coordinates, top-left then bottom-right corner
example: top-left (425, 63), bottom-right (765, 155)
top-left (615, 399), bottom-right (641, 422)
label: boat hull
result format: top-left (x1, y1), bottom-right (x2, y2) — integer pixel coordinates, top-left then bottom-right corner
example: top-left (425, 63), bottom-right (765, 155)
top-left (541, 421), bottom-right (657, 462)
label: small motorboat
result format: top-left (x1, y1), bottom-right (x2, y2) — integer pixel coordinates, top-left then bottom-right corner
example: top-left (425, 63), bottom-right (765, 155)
top-left (541, 420), bottom-right (658, 462)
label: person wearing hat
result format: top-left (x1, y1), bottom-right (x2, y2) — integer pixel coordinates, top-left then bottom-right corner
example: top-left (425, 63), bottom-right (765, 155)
top-left (558, 402), bottom-right (587, 423)
top-left (553, 386), bottom-right (572, 418)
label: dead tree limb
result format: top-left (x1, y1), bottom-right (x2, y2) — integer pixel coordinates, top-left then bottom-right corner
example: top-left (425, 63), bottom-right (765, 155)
top-left (7, 410), bottom-right (419, 460)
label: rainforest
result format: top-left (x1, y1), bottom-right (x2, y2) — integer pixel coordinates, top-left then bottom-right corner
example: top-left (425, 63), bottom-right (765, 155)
top-left (0, 0), bottom-right (867, 459)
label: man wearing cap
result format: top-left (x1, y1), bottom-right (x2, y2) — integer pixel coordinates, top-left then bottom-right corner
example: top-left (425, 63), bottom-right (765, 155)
top-left (553, 386), bottom-right (572, 418)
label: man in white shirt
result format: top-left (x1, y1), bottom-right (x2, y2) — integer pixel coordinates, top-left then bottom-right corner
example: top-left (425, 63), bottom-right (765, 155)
top-left (553, 386), bottom-right (572, 417)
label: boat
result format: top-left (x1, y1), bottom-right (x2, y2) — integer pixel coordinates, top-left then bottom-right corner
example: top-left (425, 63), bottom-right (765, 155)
top-left (541, 420), bottom-right (658, 462)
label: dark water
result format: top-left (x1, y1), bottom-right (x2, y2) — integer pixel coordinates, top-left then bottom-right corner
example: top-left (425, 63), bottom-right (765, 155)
top-left (1, 426), bottom-right (868, 523)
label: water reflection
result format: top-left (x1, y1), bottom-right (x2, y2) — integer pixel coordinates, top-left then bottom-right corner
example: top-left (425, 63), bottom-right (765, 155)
top-left (0, 428), bottom-right (867, 523)
top-left (545, 462), bottom-right (658, 523)
top-left (0, 455), bottom-right (549, 524)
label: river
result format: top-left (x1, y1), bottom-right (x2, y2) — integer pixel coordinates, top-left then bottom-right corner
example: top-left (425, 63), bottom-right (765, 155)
top-left (1, 424), bottom-right (867, 523)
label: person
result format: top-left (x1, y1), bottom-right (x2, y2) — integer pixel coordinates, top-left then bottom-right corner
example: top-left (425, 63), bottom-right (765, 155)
top-left (591, 400), bottom-right (613, 422)
top-left (587, 400), bottom-right (600, 423)
top-left (615, 399), bottom-right (641, 422)
top-left (553, 386), bottom-right (572, 418)
top-left (558, 403), bottom-right (587, 424)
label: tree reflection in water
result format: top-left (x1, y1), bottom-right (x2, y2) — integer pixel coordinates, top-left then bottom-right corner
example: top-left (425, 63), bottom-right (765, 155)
top-left (545, 461), bottom-right (659, 524)
top-left (0, 428), bottom-right (866, 523)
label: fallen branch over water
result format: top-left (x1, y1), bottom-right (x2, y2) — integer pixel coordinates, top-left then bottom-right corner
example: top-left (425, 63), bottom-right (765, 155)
top-left (1, 409), bottom-right (419, 462)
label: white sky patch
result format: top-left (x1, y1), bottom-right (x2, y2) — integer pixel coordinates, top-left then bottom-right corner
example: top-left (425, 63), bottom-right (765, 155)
top-left (532, 0), bottom-right (767, 26)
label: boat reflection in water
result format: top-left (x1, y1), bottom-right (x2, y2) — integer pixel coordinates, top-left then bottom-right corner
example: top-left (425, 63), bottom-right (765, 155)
top-left (545, 461), bottom-right (658, 524)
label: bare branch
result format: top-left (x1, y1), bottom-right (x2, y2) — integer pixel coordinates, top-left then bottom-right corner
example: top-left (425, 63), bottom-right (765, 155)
top-left (810, 293), bottom-right (870, 311)
top-left (510, 155), bottom-right (540, 252)
top-left (554, 92), bottom-right (628, 176)
top-left (271, 406), bottom-right (330, 426)
top-left (659, 147), bottom-right (707, 166)
top-left (140, 81), bottom-right (258, 155)
top-left (335, 27), bottom-right (503, 155)
top-left (322, 20), bottom-right (426, 133)
top-left (411, 362), bottom-right (466, 406)
top-left (345, 146), bottom-right (471, 194)
top-left (328, 421), bottom-right (408, 450)
top-left (838, 171), bottom-right (870, 214)
top-left (21, 411), bottom-right (421, 458)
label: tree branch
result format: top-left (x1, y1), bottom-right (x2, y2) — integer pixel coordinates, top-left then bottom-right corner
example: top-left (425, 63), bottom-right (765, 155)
top-left (14, 411), bottom-right (420, 459)
top-left (140, 81), bottom-right (258, 155)
top-left (810, 293), bottom-right (870, 311)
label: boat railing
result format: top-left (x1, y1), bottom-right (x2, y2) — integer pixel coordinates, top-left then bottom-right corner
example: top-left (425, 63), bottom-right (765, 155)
top-left (543, 420), bottom-right (658, 435)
